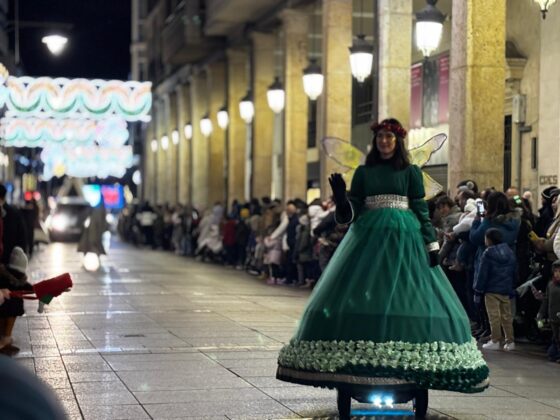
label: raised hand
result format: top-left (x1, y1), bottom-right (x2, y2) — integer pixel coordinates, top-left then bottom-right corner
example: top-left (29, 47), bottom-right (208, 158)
top-left (328, 173), bottom-right (347, 205)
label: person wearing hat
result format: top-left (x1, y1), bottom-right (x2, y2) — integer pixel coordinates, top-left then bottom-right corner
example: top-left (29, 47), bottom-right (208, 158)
top-left (0, 246), bottom-right (32, 354)
top-left (535, 186), bottom-right (559, 237)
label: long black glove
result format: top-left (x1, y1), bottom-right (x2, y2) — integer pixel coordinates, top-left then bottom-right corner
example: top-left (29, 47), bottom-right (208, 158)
top-left (328, 173), bottom-right (347, 205)
top-left (329, 173), bottom-right (352, 224)
top-left (428, 250), bottom-right (439, 268)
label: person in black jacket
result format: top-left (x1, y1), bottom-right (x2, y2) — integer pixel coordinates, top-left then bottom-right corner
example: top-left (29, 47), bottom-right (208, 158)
top-left (535, 186), bottom-right (559, 237)
top-left (0, 184), bottom-right (28, 264)
top-left (474, 228), bottom-right (516, 352)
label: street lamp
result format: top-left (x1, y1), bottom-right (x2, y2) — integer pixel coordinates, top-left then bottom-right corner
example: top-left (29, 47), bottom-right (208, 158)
top-left (535, 0), bottom-right (558, 18)
top-left (415, 0), bottom-right (446, 58)
top-left (171, 129), bottom-right (179, 145)
top-left (239, 91), bottom-right (254, 124)
top-left (200, 114), bottom-right (213, 137)
top-left (150, 139), bottom-right (158, 152)
top-left (217, 106), bottom-right (229, 129)
top-left (302, 60), bottom-right (324, 101)
top-left (41, 34), bottom-right (68, 55)
top-left (184, 122), bottom-right (193, 140)
top-left (349, 35), bottom-right (373, 83)
top-left (161, 135), bottom-right (169, 151)
top-left (267, 77), bottom-right (285, 113)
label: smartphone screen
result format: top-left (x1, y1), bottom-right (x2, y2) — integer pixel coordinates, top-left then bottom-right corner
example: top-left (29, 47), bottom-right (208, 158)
top-left (476, 200), bottom-right (485, 215)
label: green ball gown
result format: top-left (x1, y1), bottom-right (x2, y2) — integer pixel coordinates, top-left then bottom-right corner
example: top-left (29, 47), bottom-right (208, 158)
top-left (277, 163), bottom-right (489, 393)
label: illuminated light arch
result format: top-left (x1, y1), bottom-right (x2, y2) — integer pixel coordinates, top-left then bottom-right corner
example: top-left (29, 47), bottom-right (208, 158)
top-left (0, 77), bottom-right (152, 121)
top-left (41, 144), bottom-right (134, 180)
top-left (0, 117), bottom-right (129, 147)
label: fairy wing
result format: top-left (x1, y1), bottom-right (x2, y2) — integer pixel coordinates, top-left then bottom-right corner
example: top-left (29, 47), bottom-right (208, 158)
top-left (423, 171), bottom-right (444, 200)
top-left (322, 137), bottom-right (365, 170)
top-left (409, 133), bottom-right (447, 167)
top-left (322, 137), bottom-right (366, 185)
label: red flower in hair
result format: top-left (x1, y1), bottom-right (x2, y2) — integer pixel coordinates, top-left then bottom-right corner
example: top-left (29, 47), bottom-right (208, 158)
top-left (370, 121), bottom-right (408, 139)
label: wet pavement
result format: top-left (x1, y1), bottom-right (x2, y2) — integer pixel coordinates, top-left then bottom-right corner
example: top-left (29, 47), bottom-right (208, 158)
top-left (8, 241), bottom-right (560, 419)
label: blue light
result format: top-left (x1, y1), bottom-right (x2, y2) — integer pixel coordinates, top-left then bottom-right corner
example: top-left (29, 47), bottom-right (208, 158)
top-left (351, 409), bottom-right (414, 417)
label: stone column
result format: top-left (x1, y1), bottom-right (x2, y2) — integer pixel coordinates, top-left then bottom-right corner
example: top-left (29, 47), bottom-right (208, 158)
top-left (144, 123), bottom-right (155, 204)
top-left (448, 0), bottom-right (506, 190)
top-left (251, 32), bottom-right (275, 199)
top-left (176, 83), bottom-right (191, 204)
top-left (377, 0), bottom-right (412, 124)
top-left (208, 61), bottom-right (227, 205)
top-left (155, 99), bottom-right (166, 204)
top-left (538, 5), bottom-right (560, 197)
top-left (227, 48), bottom-right (249, 205)
top-left (167, 91), bottom-right (179, 204)
top-left (190, 72), bottom-right (210, 210)
top-left (318, 0), bottom-right (352, 199)
top-left (281, 9), bottom-right (309, 201)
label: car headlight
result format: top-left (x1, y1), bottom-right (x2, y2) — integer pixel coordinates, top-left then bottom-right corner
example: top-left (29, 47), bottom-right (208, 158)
top-left (51, 214), bottom-right (69, 231)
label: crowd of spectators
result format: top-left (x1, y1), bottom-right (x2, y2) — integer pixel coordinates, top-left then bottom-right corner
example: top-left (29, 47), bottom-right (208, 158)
top-left (431, 180), bottom-right (559, 358)
top-left (118, 196), bottom-right (345, 289)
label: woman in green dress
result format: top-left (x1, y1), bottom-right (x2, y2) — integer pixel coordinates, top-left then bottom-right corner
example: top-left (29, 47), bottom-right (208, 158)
top-left (277, 118), bottom-right (489, 393)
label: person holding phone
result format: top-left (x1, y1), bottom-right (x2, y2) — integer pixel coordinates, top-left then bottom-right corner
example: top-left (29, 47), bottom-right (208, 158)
top-left (469, 192), bottom-right (521, 341)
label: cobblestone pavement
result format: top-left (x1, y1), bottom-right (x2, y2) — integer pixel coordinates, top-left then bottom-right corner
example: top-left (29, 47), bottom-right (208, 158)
top-left (8, 242), bottom-right (560, 419)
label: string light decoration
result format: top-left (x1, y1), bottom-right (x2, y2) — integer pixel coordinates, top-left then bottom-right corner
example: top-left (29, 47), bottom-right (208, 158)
top-left (41, 144), bottom-right (134, 180)
top-left (0, 116), bottom-right (129, 147)
top-left (0, 76), bottom-right (152, 121)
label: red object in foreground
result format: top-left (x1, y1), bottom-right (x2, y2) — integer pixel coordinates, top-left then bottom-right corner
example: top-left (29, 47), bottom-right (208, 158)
top-left (11, 273), bottom-right (73, 304)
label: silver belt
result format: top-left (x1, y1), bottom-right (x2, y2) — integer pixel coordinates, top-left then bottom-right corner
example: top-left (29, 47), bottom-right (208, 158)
top-left (364, 194), bottom-right (409, 210)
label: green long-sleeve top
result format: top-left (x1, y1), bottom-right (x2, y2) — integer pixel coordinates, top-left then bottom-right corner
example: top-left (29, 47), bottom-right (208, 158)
top-left (341, 163), bottom-right (437, 246)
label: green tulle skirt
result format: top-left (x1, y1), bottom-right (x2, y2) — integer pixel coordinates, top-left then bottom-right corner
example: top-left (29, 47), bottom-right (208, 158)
top-left (277, 208), bottom-right (489, 393)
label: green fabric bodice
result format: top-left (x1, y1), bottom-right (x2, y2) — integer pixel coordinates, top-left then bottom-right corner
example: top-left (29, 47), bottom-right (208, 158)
top-left (347, 163), bottom-right (436, 245)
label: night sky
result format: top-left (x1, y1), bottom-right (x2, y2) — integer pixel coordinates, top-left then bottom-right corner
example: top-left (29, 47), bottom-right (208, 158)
top-left (8, 0), bottom-right (131, 80)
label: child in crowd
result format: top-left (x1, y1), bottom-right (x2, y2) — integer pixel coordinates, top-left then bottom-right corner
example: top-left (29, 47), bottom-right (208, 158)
top-left (537, 260), bottom-right (560, 362)
top-left (0, 247), bottom-right (32, 355)
top-left (474, 228), bottom-right (516, 351)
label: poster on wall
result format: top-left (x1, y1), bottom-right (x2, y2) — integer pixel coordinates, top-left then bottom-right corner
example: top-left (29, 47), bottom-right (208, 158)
top-left (410, 63), bottom-right (423, 129)
top-left (422, 59), bottom-right (439, 127)
top-left (438, 55), bottom-right (450, 124)
top-left (410, 53), bottom-right (450, 129)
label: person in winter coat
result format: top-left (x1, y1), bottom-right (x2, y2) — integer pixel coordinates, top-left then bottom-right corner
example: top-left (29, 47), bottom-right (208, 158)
top-left (470, 192), bottom-right (521, 279)
top-left (474, 229), bottom-right (516, 351)
top-left (537, 260), bottom-right (560, 362)
top-left (222, 216), bottom-right (237, 265)
top-left (295, 214), bottom-right (315, 288)
top-left (0, 247), bottom-right (32, 354)
top-left (308, 198), bottom-right (330, 232)
top-left (235, 208), bottom-right (251, 268)
top-left (535, 186), bottom-right (559, 237)
top-left (77, 201), bottom-right (108, 257)
top-left (0, 184), bottom-right (28, 264)
top-left (470, 192), bottom-right (521, 340)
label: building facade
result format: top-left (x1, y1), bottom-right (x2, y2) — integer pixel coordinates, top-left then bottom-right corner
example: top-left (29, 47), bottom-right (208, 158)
top-left (133, 0), bottom-right (556, 210)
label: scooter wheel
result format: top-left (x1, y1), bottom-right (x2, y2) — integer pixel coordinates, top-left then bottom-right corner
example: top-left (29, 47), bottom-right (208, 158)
top-left (413, 388), bottom-right (428, 418)
top-left (337, 387), bottom-right (352, 420)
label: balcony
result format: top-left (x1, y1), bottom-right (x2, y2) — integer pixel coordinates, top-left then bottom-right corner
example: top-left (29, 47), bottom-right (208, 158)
top-left (204, 0), bottom-right (284, 36)
top-left (161, 1), bottom-right (223, 65)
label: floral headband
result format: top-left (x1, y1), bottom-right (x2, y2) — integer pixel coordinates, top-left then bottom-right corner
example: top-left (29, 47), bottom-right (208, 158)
top-left (370, 121), bottom-right (408, 139)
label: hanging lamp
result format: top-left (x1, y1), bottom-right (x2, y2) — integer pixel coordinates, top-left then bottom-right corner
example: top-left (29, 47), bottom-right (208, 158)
top-left (415, 0), bottom-right (446, 58)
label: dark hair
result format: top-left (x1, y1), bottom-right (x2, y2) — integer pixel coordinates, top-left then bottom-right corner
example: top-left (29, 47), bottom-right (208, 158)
top-left (435, 196), bottom-right (455, 209)
top-left (0, 184), bottom-right (5, 200)
top-left (485, 192), bottom-right (511, 220)
top-left (365, 118), bottom-right (410, 170)
top-left (459, 189), bottom-right (477, 201)
top-left (485, 228), bottom-right (503, 245)
top-left (552, 260), bottom-right (560, 270)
